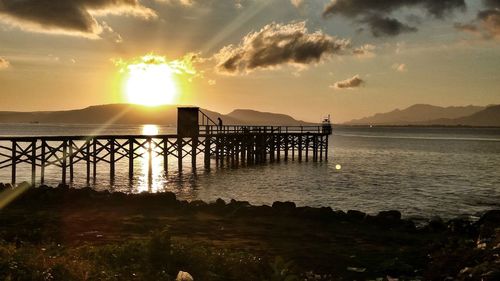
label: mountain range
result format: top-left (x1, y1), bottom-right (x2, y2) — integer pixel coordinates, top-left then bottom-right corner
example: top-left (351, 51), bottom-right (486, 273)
top-left (345, 104), bottom-right (500, 127)
top-left (0, 103), bottom-right (499, 127)
top-left (0, 104), bottom-right (313, 126)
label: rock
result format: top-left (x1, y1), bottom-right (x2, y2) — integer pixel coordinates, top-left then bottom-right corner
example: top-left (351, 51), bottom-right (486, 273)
top-left (447, 218), bottom-right (474, 236)
top-left (176, 271), bottom-right (194, 281)
top-left (376, 210), bottom-right (402, 221)
top-left (156, 192), bottom-right (177, 204)
top-left (428, 216), bottom-right (446, 232)
top-left (297, 206), bottom-right (334, 221)
top-left (215, 198), bottom-right (226, 207)
top-left (272, 201), bottom-right (296, 214)
top-left (17, 181), bottom-right (31, 188)
top-left (229, 199), bottom-right (251, 208)
top-left (250, 205), bottom-right (273, 217)
top-left (346, 210), bottom-right (366, 221)
top-left (57, 183), bottom-right (69, 189)
top-left (477, 210), bottom-right (500, 226)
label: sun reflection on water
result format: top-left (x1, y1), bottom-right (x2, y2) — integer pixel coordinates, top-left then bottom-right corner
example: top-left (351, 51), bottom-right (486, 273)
top-left (142, 124), bottom-right (159, 136)
top-left (136, 124), bottom-right (164, 193)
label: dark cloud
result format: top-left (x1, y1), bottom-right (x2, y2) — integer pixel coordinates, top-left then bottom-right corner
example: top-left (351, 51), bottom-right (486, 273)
top-left (215, 21), bottom-right (351, 74)
top-left (323, 0), bottom-right (466, 37)
top-left (363, 15), bottom-right (418, 37)
top-left (0, 57), bottom-right (10, 69)
top-left (0, 0), bottom-right (155, 37)
top-left (331, 75), bottom-right (364, 89)
top-left (484, 0), bottom-right (500, 8)
top-left (323, 0), bottom-right (466, 18)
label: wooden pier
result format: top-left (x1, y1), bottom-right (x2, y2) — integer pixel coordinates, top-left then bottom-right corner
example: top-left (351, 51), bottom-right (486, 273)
top-left (0, 108), bottom-right (332, 186)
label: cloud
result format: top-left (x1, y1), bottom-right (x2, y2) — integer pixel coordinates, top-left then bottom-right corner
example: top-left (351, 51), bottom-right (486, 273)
top-left (455, 0), bottom-right (500, 39)
top-left (0, 0), bottom-right (156, 38)
top-left (323, 0), bottom-right (466, 37)
top-left (290, 0), bottom-right (304, 8)
top-left (352, 43), bottom-right (375, 57)
top-left (0, 57), bottom-right (10, 69)
top-left (454, 22), bottom-right (479, 33)
top-left (157, 0), bottom-right (195, 6)
top-left (392, 63), bottom-right (407, 72)
top-left (362, 15), bottom-right (418, 37)
top-left (477, 9), bottom-right (500, 38)
top-left (331, 75), bottom-right (365, 89)
top-left (214, 21), bottom-right (351, 74)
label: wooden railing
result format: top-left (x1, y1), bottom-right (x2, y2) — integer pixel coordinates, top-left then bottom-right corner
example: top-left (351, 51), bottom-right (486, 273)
top-left (199, 125), bottom-right (332, 135)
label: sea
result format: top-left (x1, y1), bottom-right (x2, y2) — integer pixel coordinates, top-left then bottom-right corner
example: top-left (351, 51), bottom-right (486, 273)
top-left (1, 123), bottom-right (499, 220)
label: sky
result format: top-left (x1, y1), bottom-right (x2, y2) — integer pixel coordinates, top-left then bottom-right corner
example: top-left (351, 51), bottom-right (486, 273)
top-left (0, 0), bottom-right (499, 123)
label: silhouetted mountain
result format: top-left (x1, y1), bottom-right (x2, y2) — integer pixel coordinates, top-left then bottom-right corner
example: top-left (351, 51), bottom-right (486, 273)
top-left (423, 105), bottom-right (500, 127)
top-left (346, 104), bottom-right (485, 125)
top-left (0, 104), bottom-right (310, 125)
top-left (226, 109), bottom-right (313, 125)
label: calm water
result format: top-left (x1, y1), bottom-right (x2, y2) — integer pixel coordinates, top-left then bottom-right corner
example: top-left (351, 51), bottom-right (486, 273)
top-left (1, 124), bottom-right (499, 219)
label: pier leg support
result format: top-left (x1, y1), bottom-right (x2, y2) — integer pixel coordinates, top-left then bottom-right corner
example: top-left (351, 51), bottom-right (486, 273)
top-left (11, 141), bottom-right (16, 185)
top-left (177, 138), bottom-right (183, 172)
top-left (192, 137), bottom-right (197, 171)
top-left (129, 139), bottom-right (134, 183)
top-left (204, 137), bottom-right (211, 169)
top-left (31, 141), bottom-right (36, 186)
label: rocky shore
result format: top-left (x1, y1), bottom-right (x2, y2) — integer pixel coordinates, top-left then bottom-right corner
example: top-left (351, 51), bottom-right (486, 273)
top-left (0, 182), bottom-right (499, 280)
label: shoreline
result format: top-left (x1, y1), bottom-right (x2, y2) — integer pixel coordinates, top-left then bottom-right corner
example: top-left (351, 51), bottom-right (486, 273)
top-left (0, 182), bottom-right (499, 280)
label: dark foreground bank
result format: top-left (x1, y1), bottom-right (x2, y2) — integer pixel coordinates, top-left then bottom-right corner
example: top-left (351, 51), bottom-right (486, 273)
top-left (0, 183), bottom-right (499, 281)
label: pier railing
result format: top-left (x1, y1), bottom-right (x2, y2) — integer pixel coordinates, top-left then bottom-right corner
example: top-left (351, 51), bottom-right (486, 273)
top-left (199, 125), bottom-right (330, 135)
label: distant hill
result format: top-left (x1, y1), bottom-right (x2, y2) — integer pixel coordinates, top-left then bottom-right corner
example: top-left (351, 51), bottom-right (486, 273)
top-left (423, 105), bottom-right (500, 127)
top-left (0, 104), bottom-right (311, 126)
top-left (346, 104), bottom-right (486, 125)
top-left (226, 109), bottom-right (312, 125)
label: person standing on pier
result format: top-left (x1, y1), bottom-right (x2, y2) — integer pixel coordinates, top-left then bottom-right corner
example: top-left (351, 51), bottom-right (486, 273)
top-left (217, 117), bottom-right (223, 130)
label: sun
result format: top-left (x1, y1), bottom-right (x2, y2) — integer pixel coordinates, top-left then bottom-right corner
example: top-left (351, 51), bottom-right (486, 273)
top-left (116, 53), bottom-right (198, 106)
top-left (125, 59), bottom-right (177, 106)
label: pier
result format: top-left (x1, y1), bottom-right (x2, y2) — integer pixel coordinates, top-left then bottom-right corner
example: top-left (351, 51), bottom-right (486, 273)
top-left (0, 108), bottom-right (332, 186)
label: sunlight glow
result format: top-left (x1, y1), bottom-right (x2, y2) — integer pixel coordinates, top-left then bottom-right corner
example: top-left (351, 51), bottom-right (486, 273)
top-left (126, 57), bottom-right (176, 106)
top-left (115, 54), bottom-right (198, 106)
top-left (142, 124), bottom-right (159, 135)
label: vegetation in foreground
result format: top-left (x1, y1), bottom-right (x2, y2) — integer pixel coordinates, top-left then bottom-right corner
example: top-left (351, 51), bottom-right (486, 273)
top-left (0, 183), bottom-right (499, 281)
